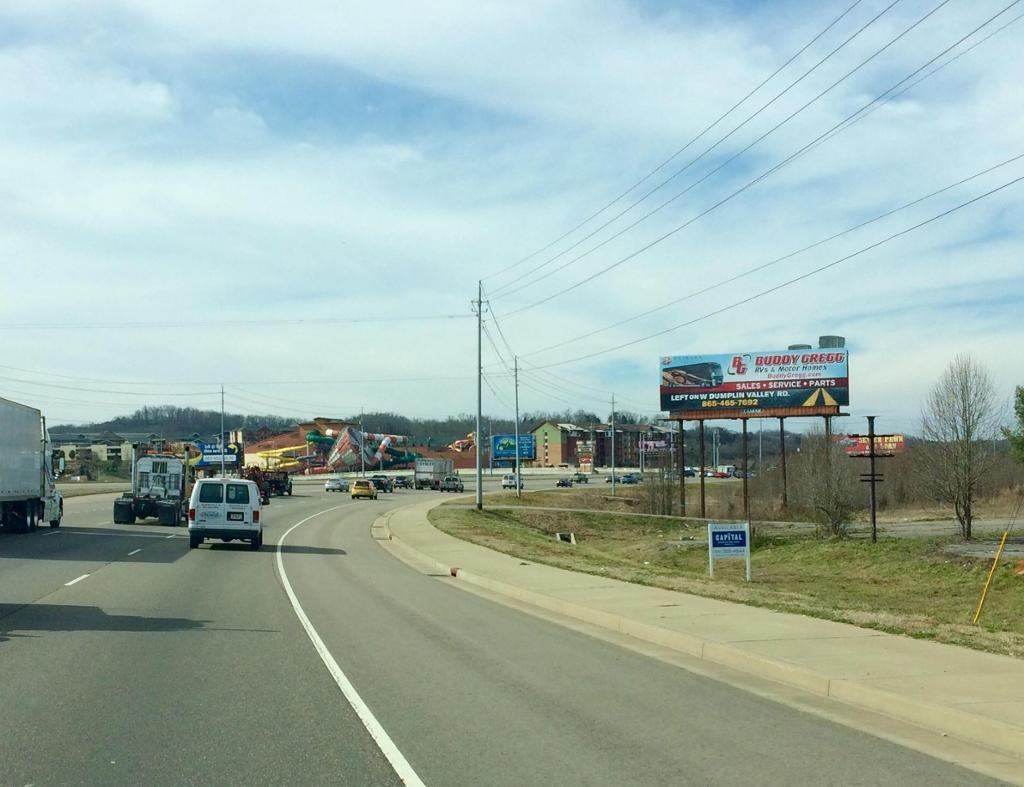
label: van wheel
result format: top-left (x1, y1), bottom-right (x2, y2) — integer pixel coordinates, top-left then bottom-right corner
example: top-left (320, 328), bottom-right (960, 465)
top-left (189, 535), bottom-right (202, 549)
top-left (250, 535), bottom-right (261, 551)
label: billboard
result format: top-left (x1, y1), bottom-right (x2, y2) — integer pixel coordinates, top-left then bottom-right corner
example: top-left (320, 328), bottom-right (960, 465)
top-left (834, 434), bottom-right (905, 456)
top-left (190, 441), bottom-right (242, 468)
top-left (660, 349), bottom-right (849, 414)
top-left (491, 434), bottom-right (536, 460)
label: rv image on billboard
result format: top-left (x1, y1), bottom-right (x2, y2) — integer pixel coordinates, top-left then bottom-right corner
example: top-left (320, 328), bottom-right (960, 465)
top-left (491, 434), bottom-right (536, 460)
top-left (660, 350), bottom-right (849, 414)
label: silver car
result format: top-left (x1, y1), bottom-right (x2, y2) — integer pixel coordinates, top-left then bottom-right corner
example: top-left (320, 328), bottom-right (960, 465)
top-left (324, 477), bottom-right (350, 493)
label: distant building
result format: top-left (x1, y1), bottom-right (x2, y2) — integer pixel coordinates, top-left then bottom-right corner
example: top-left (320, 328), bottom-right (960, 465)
top-left (528, 421), bottom-right (674, 468)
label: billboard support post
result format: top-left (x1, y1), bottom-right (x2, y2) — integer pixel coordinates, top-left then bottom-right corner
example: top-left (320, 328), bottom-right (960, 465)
top-left (779, 417), bottom-right (789, 509)
top-left (678, 422), bottom-right (685, 517)
top-left (699, 420), bottom-right (707, 519)
top-left (741, 418), bottom-right (750, 522)
top-left (868, 415), bottom-right (877, 544)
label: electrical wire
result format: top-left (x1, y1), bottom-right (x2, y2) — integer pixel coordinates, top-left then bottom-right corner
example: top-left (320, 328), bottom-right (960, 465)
top-left (518, 151), bottom-right (1024, 359)
top-left (482, 0), bottom-right (868, 284)
top-left (531, 171), bottom-right (1024, 369)
top-left (0, 313), bottom-right (473, 331)
top-left (497, 0), bottom-right (1020, 318)
top-left (489, 0), bottom-right (902, 298)
top-left (0, 375), bottom-right (220, 397)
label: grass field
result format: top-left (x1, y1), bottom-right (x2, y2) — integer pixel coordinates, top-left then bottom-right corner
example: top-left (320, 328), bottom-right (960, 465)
top-left (429, 503), bottom-right (1024, 657)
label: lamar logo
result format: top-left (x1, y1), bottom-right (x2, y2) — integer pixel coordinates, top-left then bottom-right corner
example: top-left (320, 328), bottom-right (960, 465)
top-left (728, 355), bottom-right (748, 375)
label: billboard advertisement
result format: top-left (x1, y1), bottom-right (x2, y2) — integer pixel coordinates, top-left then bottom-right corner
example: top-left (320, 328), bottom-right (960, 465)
top-left (190, 441), bottom-right (242, 468)
top-left (660, 349), bottom-right (849, 414)
top-left (491, 434), bottom-right (536, 460)
top-left (835, 434), bottom-right (905, 456)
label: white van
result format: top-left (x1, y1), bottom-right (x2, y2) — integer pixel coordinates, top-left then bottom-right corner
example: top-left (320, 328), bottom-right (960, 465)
top-left (188, 478), bottom-right (263, 550)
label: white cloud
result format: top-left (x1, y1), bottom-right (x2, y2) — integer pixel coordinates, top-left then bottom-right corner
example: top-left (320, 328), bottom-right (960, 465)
top-left (0, 0), bottom-right (1021, 428)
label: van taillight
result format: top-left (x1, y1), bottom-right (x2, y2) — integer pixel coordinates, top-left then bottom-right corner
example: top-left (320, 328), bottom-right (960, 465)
top-left (253, 511), bottom-right (260, 523)
top-left (188, 508), bottom-right (196, 521)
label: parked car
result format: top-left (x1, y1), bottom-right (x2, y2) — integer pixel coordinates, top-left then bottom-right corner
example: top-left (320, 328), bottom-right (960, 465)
top-left (351, 479), bottom-right (378, 500)
top-left (556, 477), bottom-right (573, 488)
top-left (572, 472), bottom-right (589, 484)
top-left (369, 475), bottom-right (394, 493)
top-left (188, 478), bottom-right (263, 550)
top-left (392, 476), bottom-right (412, 489)
top-left (324, 477), bottom-right (349, 493)
top-left (501, 474), bottom-right (523, 490)
top-left (683, 468), bottom-right (696, 478)
top-left (439, 476), bottom-right (464, 493)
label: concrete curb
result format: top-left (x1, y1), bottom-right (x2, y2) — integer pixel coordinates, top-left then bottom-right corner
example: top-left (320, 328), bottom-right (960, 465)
top-left (373, 503), bottom-right (1024, 761)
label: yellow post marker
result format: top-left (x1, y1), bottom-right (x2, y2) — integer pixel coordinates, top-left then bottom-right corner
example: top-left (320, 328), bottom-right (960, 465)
top-left (973, 530), bottom-right (1009, 625)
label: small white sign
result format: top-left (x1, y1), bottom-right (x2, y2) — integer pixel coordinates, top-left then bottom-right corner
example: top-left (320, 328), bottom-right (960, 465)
top-left (708, 521), bottom-right (751, 581)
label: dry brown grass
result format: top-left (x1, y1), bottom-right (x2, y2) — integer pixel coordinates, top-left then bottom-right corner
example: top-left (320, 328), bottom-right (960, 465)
top-left (430, 505), bottom-right (1024, 658)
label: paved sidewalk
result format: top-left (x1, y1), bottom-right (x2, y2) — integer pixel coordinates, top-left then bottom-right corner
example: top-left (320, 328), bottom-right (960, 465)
top-left (377, 498), bottom-right (1024, 761)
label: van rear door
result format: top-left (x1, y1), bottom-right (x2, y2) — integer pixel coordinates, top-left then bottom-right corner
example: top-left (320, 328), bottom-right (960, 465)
top-left (194, 481), bottom-right (225, 525)
top-left (223, 483), bottom-right (252, 527)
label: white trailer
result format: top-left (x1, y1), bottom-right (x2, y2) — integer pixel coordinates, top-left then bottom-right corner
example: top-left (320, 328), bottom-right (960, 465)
top-left (414, 458), bottom-right (453, 490)
top-left (0, 397), bottom-right (63, 532)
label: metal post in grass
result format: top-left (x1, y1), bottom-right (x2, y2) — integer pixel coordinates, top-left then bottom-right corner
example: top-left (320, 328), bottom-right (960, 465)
top-left (699, 420), bottom-right (707, 518)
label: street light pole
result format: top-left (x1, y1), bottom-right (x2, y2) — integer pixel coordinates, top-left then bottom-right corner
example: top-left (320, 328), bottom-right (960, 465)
top-left (220, 384), bottom-right (225, 476)
top-left (514, 355), bottom-right (521, 499)
top-left (475, 280), bottom-right (483, 511)
top-left (360, 407), bottom-right (365, 478)
top-left (610, 394), bottom-right (617, 497)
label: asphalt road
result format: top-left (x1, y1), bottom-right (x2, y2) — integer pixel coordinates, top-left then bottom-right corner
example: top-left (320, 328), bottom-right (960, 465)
top-left (0, 487), bottom-right (1004, 786)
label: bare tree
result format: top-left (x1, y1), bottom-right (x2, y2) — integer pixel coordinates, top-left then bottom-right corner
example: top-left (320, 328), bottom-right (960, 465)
top-left (919, 354), bottom-right (1001, 541)
top-left (790, 432), bottom-right (861, 538)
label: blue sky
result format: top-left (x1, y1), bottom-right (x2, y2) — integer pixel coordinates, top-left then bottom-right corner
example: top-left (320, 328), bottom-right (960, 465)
top-left (1, 0), bottom-right (1022, 434)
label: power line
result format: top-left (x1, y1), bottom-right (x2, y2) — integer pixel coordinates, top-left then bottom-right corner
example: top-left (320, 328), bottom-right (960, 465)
top-left (497, 0), bottom-right (1019, 319)
top-left (0, 375), bottom-right (220, 397)
top-left (0, 313), bottom-right (473, 331)
top-left (519, 151), bottom-right (1024, 359)
top-left (0, 364), bottom-right (478, 386)
top-left (481, 0), bottom-right (868, 285)
top-left (532, 171), bottom-right (1024, 369)
top-left (805, 7), bottom-right (1024, 157)
top-left (489, 0), bottom-right (899, 298)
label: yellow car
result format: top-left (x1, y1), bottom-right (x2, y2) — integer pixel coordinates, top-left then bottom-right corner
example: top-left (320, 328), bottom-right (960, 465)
top-left (351, 479), bottom-right (378, 500)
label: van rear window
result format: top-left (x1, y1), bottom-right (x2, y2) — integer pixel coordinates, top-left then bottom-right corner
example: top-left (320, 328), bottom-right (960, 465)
top-left (198, 483), bottom-right (223, 503)
top-left (227, 484), bottom-right (250, 504)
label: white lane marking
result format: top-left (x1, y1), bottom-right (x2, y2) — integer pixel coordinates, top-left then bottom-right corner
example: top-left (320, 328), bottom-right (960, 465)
top-left (127, 548), bottom-right (142, 556)
top-left (55, 529), bottom-right (174, 539)
top-left (43, 530), bottom-right (61, 536)
top-left (277, 506), bottom-right (425, 787)
top-left (64, 574), bottom-right (90, 586)
top-left (165, 534), bottom-right (175, 539)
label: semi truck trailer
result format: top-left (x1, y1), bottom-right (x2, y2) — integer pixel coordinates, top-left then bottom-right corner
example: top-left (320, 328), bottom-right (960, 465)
top-left (414, 458), bottom-right (453, 490)
top-left (0, 396), bottom-right (63, 533)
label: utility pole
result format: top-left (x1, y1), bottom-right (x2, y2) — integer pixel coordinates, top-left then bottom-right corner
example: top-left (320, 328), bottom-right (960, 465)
top-left (488, 418), bottom-right (493, 477)
top-left (475, 281), bottom-right (483, 511)
top-left (220, 384), bottom-right (225, 476)
top-left (514, 355), bottom-right (521, 499)
top-left (610, 394), bottom-right (617, 497)
top-left (360, 407), bottom-right (365, 478)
